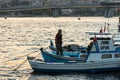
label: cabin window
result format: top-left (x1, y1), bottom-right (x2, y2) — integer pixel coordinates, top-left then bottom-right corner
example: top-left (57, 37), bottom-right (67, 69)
top-left (114, 54), bottom-right (120, 58)
top-left (100, 46), bottom-right (109, 50)
top-left (101, 41), bottom-right (109, 45)
top-left (102, 54), bottom-right (112, 59)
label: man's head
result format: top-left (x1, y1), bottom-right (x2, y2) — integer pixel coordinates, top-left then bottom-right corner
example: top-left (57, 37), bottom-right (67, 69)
top-left (58, 29), bottom-right (62, 33)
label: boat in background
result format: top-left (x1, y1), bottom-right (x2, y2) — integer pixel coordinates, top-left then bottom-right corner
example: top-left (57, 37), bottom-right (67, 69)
top-left (113, 19), bottom-right (120, 45)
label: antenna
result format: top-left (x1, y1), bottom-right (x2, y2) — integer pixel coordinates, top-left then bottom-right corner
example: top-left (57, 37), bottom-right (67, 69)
top-left (119, 17), bottom-right (120, 23)
top-left (118, 17), bottom-right (120, 32)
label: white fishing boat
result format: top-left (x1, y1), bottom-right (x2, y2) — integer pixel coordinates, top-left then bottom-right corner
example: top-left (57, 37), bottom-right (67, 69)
top-left (28, 18), bottom-right (120, 73)
top-left (27, 56), bottom-right (120, 73)
top-left (28, 30), bottom-right (120, 73)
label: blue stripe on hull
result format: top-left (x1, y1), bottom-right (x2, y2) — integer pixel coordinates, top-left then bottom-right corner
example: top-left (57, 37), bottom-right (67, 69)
top-left (42, 51), bottom-right (81, 62)
top-left (42, 52), bottom-right (69, 62)
top-left (32, 67), bottom-right (120, 73)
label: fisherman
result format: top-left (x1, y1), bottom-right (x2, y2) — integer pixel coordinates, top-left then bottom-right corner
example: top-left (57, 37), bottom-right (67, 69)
top-left (55, 29), bottom-right (63, 55)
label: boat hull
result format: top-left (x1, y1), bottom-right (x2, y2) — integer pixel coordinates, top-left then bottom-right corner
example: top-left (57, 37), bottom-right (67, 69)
top-left (32, 67), bottom-right (120, 73)
top-left (28, 58), bottom-right (120, 73)
top-left (40, 49), bottom-right (86, 62)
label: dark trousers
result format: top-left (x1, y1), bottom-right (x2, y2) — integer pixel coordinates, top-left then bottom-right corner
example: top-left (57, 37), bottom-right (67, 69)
top-left (55, 43), bottom-right (63, 55)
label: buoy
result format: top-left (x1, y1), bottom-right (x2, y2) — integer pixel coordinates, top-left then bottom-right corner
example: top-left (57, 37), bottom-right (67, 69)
top-left (4, 17), bottom-right (7, 19)
top-left (78, 17), bottom-right (80, 20)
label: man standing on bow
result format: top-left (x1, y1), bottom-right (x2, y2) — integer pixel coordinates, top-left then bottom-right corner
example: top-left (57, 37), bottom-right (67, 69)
top-left (55, 29), bottom-right (63, 56)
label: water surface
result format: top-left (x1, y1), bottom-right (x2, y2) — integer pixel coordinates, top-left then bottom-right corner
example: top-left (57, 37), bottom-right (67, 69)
top-left (0, 17), bottom-right (120, 80)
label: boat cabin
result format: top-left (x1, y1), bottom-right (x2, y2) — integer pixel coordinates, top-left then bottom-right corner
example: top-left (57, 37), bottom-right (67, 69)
top-left (88, 33), bottom-right (114, 53)
top-left (84, 33), bottom-right (120, 62)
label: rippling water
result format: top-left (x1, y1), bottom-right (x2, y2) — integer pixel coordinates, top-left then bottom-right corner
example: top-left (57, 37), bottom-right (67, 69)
top-left (0, 17), bottom-right (120, 80)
